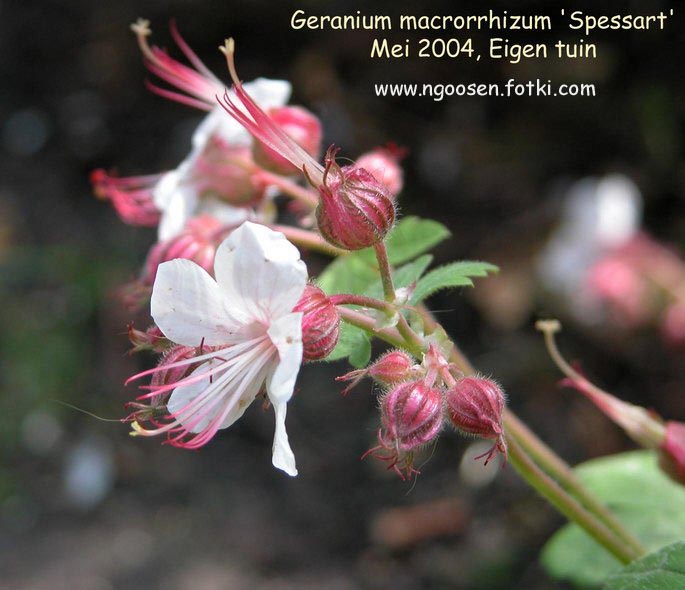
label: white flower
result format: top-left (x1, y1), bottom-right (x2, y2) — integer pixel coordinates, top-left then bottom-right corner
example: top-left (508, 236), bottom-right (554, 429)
top-left (135, 221), bottom-right (307, 476)
top-left (153, 78), bottom-right (292, 240)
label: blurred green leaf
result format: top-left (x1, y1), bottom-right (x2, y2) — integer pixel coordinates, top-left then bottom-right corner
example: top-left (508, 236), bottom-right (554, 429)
top-left (603, 542), bottom-right (685, 590)
top-left (542, 451), bottom-right (685, 588)
top-left (409, 261), bottom-right (498, 304)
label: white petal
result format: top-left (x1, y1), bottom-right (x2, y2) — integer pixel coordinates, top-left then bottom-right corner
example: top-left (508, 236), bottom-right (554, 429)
top-left (156, 187), bottom-right (198, 241)
top-left (271, 401), bottom-right (297, 476)
top-left (152, 170), bottom-right (181, 210)
top-left (193, 106), bottom-right (250, 148)
top-left (197, 197), bottom-right (251, 227)
top-left (151, 259), bottom-right (242, 347)
top-left (265, 312), bottom-right (303, 404)
top-left (214, 222), bottom-right (308, 323)
top-left (243, 78), bottom-right (292, 110)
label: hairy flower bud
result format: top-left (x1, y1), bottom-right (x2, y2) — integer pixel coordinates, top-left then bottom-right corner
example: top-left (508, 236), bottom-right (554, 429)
top-left (445, 376), bottom-right (507, 464)
top-left (254, 106), bottom-right (322, 175)
top-left (365, 380), bottom-right (443, 479)
top-left (355, 145), bottom-right (405, 198)
top-left (336, 350), bottom-right (418, 395)
top-left (293, 284), bottom-right (340, 361)
top-left (144, 215), bottom-right (228, 286)
top-left (315, 147), bottom-right (396, 250)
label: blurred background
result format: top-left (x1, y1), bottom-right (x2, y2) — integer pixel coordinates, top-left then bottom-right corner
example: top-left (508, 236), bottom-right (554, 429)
top-left (1, 0), bottom-right (683, 588)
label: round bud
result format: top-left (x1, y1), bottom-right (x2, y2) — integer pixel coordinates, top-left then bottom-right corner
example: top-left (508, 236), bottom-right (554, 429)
top-left (254, 106), bottom-right (322, 175)
top-left (316, 148), bottom-right (396, 250)
top-left (381, 380), bottom-right (443, 453)
top-left (445, 376), bottom-right (507, 464)
top-left (293, 284), bottom-right (340, 361)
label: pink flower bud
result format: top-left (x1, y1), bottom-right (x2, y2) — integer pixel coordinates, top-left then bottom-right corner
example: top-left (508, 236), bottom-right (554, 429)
top-left (193, 139), bottom-right (266, 207)
top-left (659, 421), bottom-right (685, 485)
top-left (293, 284), bottom-right (340, 361)
top-left (144, 215), bottom-right (228, 286)
top-left (365, 380), bottom-right (443, 479)
top-left (254, 106), bottom-right (322, 175)
top-left (315, 147), bottom-right (396, 250)
top-left (355, 145), bottom-right (405, 198)
top-left (336, 350), bottom-right (418, 395)
top-left (445, 376), bottom-right (507, 465)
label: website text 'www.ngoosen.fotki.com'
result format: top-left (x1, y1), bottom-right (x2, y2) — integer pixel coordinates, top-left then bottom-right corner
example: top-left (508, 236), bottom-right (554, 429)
top-left (375, 80), bottom-right (597, 101)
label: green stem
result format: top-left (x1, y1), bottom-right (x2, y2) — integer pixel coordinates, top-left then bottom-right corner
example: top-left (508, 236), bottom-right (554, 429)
top-left (330, 294), bottom-right (392, 312)
top-left (373, 241), bottom-right (395, 302)
top-left (508, 436), bottom-right (639, 564)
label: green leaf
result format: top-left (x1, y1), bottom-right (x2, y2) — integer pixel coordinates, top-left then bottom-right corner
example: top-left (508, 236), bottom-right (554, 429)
top-left (603, 542), bottom-right (685, 590)
top-left (409, 261), bottom-right (499, 304)
top-left (541, 451), bottom-right (685, 588)
top-left (325, 321), bottom-right (371, 368)
top-left (316, 253), bottom-right (377, 296)
top-left (382, 216), bottom-right (450, 265)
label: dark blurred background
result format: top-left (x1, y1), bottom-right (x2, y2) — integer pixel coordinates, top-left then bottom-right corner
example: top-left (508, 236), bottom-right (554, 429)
top-left (1, 0), bottom-right (683, 588)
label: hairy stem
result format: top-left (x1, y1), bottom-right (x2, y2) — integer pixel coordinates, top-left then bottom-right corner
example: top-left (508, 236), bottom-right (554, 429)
top-left (373, 241), bottom-right (395, 303)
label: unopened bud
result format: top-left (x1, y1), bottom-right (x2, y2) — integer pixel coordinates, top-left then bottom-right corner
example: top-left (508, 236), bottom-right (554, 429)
top-left (315, 147), bottom-right (396, 250)
top-left (144, 215), bottom-right (228, 286)
top-left (127, 323), bottom-right (169, 353)
top-left (445, 376), bottom-right (507, 465)
top-left (293, 284), bottom-right (340, 361)
top-left (659, 421), bottom-right (685, 486)
top-left (355, 146), bottom-right (405, 198)
top-left (337, 349), bottom-right (418, 394)
top-left (254, 106), bottom-right (322, 175)
top-left (365, 380), bottom-right (443, 479)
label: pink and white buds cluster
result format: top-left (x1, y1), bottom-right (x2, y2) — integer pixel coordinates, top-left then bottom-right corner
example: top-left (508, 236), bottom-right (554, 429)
top-left (315, 147), bottom-right (396, 250)
top-left (445, 376), bottom-right (507, 465)
top-left (337, 350), bottom-right (418, 395)
top-left (293, 284), bottom-right (340, 361)
top-left (355, 145), bottom-right (405, 198)
top-left (90, 169), bottom-right (161, 227)
top-left (365, 380), bottom-right (443, 479)
top-left (254, 106), bottom-right (322, 175)
top-left (143, 215), bottom-right (229, 286)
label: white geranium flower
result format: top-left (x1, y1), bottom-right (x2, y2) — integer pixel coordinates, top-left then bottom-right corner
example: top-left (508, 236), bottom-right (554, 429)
top-left (131, 221), bottom-right (307, 476)
top-left (153, 78), bottom-right (292, 240)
